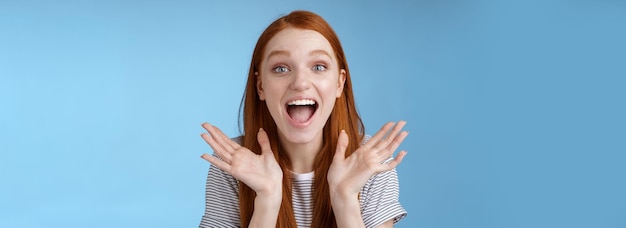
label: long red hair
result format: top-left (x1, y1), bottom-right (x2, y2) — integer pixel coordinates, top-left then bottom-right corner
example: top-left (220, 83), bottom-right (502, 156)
top-left (238, 10), bottom-right (364, 228)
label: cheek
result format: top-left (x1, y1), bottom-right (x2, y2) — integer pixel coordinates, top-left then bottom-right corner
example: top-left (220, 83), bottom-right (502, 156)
top-left (319, 80), bottom-right (340, 100)
top-left (261, 80), bottom-right (284, 100)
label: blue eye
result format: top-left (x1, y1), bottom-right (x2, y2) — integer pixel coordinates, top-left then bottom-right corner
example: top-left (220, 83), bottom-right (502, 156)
top-left (273, 66), bottom-right (289, 73)
top-left (313, 64), bottom-right (327, 72)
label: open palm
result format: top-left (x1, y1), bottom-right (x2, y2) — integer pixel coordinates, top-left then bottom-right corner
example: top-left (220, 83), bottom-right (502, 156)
top-left (200, 123), bottom-right (282, 196)
top-left (327, 121), bottom-right (408, 196)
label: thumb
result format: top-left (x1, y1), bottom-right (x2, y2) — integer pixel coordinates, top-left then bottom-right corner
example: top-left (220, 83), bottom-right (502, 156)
top-left (334, 130), bottom-right (349, 160)
top-left (257, 128), bottom-right (272, 156)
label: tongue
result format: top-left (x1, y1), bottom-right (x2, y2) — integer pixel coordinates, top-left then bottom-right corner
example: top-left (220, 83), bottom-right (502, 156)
top-left (288, 106), bottom-right (315, 123)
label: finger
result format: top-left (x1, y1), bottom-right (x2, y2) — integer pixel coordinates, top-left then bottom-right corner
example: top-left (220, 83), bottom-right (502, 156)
top-left (201, 123), bottom-right (226, 152)
top-left (257, 128), bottom-right (272, 156)
top-left (377, 130), bottom-right (407, 164)
top-left (380, 150), bottom-right (407, 172)
top-left (387, 131), bottom-right (409, 155)
top-left (334, 130), bottom-right (349, 160)
top-left (387, 120), bottom-right (407, 141)
top-left (202, 123), bottom-right (236, 152)
top-left (212, 124), bottom-right (241, 150)
top-left (201, 153), bottom-right (232, 173)
top-left (201, 133), bottom-right (232, 163)
top-left (375, 121), bottom-right (407, 153)
top-left (364, 122), bottom-right (395, 148)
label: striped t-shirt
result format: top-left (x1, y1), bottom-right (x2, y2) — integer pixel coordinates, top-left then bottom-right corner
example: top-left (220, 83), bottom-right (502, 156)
top-left (199, 138), bottom-right (407, 227)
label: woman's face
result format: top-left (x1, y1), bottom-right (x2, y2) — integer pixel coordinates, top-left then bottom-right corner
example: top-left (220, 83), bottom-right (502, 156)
top-left (257, 27), bottom-right (346, 145)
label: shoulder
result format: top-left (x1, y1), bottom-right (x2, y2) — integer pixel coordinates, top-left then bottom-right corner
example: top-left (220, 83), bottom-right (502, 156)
top-left (358, 135), bottom-right (408, 227)
top-left (359, 134), bottom-right (400, 196)
top-left (359, 167), bottom-right (407, 227)
top-left (204, 136), bottom-right (242, 193)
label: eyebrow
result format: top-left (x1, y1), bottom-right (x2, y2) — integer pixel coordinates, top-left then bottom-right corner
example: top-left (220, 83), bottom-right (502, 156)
top-left (309, 50), bottom-right (333, 59)
top-left (265, 49), bottom-right (333, 61)
top-left (266, 50), bottom-right (290, 61)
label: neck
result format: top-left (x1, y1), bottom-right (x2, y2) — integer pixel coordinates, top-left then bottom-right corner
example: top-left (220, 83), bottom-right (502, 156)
top-left (278, 132), bottom-right (323, 174)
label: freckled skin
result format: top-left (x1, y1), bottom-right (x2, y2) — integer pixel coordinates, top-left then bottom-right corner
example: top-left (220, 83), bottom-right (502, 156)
top-left (257, 28), bottom-right (346, 147)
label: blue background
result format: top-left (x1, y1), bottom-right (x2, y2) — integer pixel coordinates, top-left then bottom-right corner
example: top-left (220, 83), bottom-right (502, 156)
top-left (1, 0), bottom-right (625, 227)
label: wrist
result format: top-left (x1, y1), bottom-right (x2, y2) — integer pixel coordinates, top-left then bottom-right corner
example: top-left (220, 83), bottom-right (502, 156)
top-left (255, 188), bottom-right (282, 207)
top-left (329, 183), bottom-right (359, 199)
top-left (329, 188), bottom-right (365, 228)
top-left (256, 181), bottom-right (282, 205)
top-left (329, 187), bottom-right (359, 208)
top-left (250, 188), bottom-right (282, 228)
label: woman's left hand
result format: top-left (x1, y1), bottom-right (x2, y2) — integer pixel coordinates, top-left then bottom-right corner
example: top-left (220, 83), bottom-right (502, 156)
top-left (327, 121), bottom-right (408, 198)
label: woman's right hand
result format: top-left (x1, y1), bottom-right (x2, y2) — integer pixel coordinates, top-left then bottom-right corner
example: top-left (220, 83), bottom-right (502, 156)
top-left (200, 123), bottom-right (283, 198)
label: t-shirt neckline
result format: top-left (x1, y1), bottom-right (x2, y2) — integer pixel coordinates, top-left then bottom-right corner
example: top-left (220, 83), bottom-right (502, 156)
top-left (290, 170), bottom-right (314, 180)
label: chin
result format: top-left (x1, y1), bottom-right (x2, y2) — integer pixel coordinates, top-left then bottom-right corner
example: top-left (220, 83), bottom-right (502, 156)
top-left (278, 127), bottom-right (322, 144)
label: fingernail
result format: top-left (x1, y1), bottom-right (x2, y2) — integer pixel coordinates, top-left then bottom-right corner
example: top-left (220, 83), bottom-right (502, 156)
top-left (259, 128), bottom-right (264, 132)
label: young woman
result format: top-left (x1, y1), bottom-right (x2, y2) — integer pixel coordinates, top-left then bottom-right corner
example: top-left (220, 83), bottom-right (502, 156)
top-left (199, 10), bottom-right (408, 228)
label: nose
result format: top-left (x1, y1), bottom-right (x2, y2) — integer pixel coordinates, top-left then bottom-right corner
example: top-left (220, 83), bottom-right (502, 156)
top-left (289, 68), bottom-right (311, 91)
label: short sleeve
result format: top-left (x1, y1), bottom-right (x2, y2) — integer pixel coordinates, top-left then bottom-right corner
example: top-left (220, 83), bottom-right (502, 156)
top-left (359, 167), bottom-right (407, 228)
top-left (199, 156), bottom-right (241, 228)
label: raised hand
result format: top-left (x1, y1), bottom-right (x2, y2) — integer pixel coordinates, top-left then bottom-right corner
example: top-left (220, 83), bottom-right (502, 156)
top-left (327, 121), bottom-right (408, 197)
top-left (200, 123), bottom-right (283, 197)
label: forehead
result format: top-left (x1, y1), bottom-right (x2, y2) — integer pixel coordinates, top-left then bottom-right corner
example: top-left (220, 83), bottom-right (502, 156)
top-left (263, 28), bottom-right (335, 59)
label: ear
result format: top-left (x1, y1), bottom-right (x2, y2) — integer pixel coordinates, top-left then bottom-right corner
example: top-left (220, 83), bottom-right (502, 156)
top-left (336, 69), bottom-right (346, 98)
top-left (256, 72), bottom-right (265, 101)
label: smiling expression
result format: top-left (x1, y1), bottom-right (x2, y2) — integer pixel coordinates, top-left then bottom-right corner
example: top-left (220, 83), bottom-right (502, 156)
top-left (257, 27), bottom-right (346, 145)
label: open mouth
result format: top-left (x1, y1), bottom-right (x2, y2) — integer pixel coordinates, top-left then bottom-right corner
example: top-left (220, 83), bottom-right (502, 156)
top-left (286, 99), bottom-right (318, 123)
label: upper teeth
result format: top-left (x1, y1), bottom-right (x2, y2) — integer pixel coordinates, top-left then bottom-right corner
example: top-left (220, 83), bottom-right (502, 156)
top-left (288, 99), bottom-right (316, 105)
